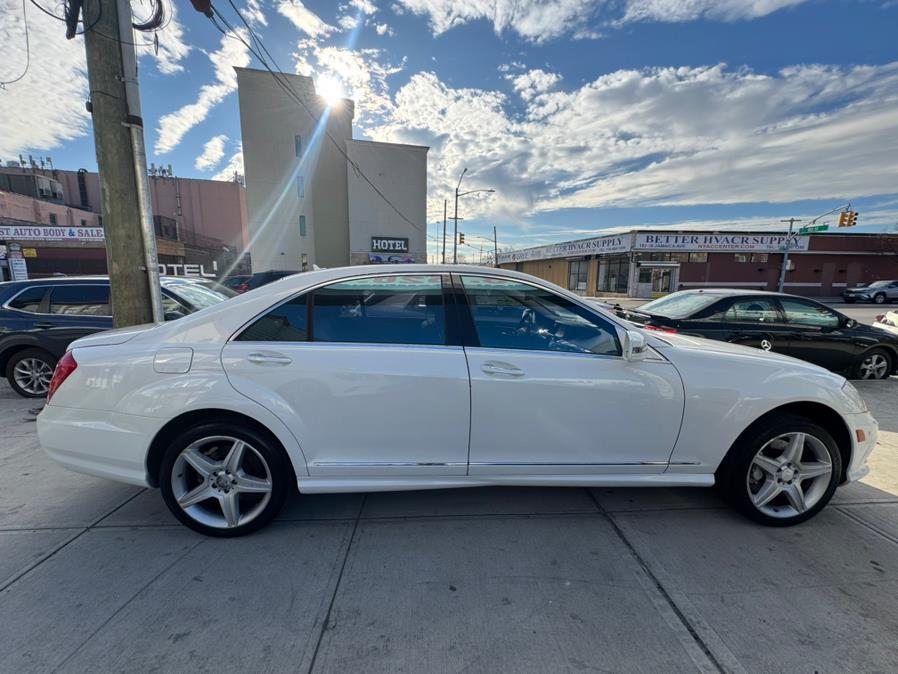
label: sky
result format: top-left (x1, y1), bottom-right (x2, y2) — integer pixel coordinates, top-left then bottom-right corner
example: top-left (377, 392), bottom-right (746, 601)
top-left (2, 0), bottom-right (898, 260)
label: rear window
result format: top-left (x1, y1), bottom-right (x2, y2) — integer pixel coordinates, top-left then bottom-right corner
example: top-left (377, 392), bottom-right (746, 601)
top-left (49, 285), bottom-right (110, 316)
top-left (638, 292), bottom-right (721, 319)
top-left (6, 286), bottom-right (46, 312)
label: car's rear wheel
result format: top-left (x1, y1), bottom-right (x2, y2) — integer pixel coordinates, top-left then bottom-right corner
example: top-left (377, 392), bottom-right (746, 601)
top-left (853, 348), bottom-right (892, 380)
top-left (6, 348), bottom-right (57, 398)
top-left (159, 423), bottom-right (289, 537)
top-left (874, 293), bottom-right (886, 304)
top-left (717, 414), bottom-right (841, 526)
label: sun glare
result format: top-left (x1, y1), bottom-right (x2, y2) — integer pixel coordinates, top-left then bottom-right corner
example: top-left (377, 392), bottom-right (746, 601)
top-left (317, 75), bottom-right (346, 106)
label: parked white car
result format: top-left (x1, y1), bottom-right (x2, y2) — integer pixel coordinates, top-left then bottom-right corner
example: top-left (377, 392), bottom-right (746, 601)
top-left (38, 265), bottom-right (878, 536)
top-left (874, 311), bottom-right (898, 337)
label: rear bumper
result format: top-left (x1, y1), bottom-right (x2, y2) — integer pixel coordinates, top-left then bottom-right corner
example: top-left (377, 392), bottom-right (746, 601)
top-left (843, 410), bottom-right (879, 482)
top-left (37, 404), bottom-right (159, 487)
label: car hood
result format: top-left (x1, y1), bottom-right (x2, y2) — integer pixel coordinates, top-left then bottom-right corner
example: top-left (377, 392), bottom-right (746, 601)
top-left (70, 323), bottom-right (159, 349)
top-left (844, 287), bottom-right (872, 293)
top-left (648, 331), bottom-right (844, 379)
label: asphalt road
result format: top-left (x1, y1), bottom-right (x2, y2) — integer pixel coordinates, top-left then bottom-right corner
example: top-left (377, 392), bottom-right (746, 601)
top-left (1, 380), bottom-right (898, 672)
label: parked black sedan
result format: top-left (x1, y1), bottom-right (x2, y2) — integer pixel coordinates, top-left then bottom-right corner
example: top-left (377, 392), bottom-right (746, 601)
top-left (616, 289), bottom-right (898, 380)
top-left (0, 276), bottom-right (232, 397)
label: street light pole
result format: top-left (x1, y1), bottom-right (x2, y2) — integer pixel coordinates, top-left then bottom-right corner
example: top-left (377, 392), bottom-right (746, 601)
top-left (777, 217), bottom-right (800, 293)
top-left (453, 168), bottom-right (467, 264)
top-left (441, 199), bottom-right (447, 264)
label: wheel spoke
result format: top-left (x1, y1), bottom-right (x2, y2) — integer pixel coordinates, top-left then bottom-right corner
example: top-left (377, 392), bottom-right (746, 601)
top-left (797, 460), bottom-right (831, 480)
top-left (178, 483), bottom-right (215, 508)
top-left (781, 433), bottom-right (805, 464)
top-left (219, 491), bottom-right (240, 527)
top-left (182, 448), bottom-right (219, 479)
top-left (235, 473), bottom-right (272, 494)
top-left (752, 479), bottom-right (781, 507)
top-left (224, 440), bottom-right (246, 474)
top-left (782, 483), bottom-right (808, 513)
top-left (751, 454), bottom-right (782, 476)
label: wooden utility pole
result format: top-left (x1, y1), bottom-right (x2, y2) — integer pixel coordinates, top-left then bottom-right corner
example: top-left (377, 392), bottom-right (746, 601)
top-left (441, 199), bottom-right (447, 264)
top-left (493, 226), bottom-right (498, 267)
top-left (82, 0), bottom-right (162, 327)
top-left (777, 217), bottom-right (800, 293)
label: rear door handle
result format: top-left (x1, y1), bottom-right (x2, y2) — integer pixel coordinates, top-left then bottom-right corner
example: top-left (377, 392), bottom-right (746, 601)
top-left (481, 361), bottom-right (525, 377)
top-left (247, 352), bottom-right (292, 366)
top-left (34, 322), bottom-right (55, 329)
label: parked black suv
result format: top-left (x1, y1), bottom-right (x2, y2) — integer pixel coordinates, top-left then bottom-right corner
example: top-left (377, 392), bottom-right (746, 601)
top-left (0, 276), bottom-right (232, 397)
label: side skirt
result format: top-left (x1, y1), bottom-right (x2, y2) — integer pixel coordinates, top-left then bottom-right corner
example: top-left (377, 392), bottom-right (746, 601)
top-left (297, 473), bottom-right (716, 494)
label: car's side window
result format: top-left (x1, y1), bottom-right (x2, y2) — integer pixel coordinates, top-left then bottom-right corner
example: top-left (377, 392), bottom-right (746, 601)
top-left (779, 298), bottom-right (840, 329)
top-left (721, 298), bottom-right (781, 324)
top-left (312, 275), bottom-right (445, 345)
top-left (236, 293), bottom-right (308, 342)
top-left (6, 287), bottom-right (46, 313)
top-left (48, 285), bottom-right (110, 316)
top-left (460, 275), bottom-right (620, 356)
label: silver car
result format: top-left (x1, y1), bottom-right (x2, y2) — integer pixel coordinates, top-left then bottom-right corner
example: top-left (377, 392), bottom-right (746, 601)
top-left (843, 280), bottom-right (898, 304)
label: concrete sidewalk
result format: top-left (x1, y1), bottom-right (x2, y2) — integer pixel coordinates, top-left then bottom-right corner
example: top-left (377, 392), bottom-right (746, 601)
top-left (1, 382), bottom-right (897, 672)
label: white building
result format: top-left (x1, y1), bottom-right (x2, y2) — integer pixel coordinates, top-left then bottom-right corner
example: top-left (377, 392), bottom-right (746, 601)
top-left (235, 67), bottom-right (428, 272)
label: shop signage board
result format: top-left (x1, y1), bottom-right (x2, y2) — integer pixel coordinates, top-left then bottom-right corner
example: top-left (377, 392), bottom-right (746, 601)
top-left (499, 233), bottom-right (630, 264)
top-left (0, 225), bottom-right (105, 242)
top-left (9, 257), bottom-right (28, 281)
top-left (371, 236), bottom-right (409, 253)
top-left (634, 232), bottom-right (810, 252)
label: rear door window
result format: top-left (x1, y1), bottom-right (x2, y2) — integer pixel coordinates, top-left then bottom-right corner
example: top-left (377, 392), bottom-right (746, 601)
top-left (779, 298), bottom-right (840, 329)
top-left (6, 287), bottom-right (47, 313)
top-left (48, 285), bottom-right (110, 316)
top-left (720, 298), bottom-right (781, 323)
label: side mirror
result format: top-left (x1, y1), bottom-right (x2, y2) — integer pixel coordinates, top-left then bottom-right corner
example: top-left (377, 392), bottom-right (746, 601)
top-left (623, 329), bottom-right (649, 362)
top-left (843, 317), bottom-right (857, 329)
top-left (164, 311), bottom-right (186, 321)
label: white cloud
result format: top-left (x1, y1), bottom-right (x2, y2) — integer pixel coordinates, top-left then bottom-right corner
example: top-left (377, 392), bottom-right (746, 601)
top-left (509, 69), bottom-right (562, 101)
top-left (0, 3), bottom-right (89, 158)
top-left (375, 22), bottom-right (394, 35)
top-left (365, 62), bottom-right (898, 223)
top-left (244, 0), bottom-right (268, 26)
top-left (338, 14), bottom-right (360, 29)
top-left (350, 0), bottom-right (379, 14)
top-left (212, 142), bottom-right (245, 181)
top-left (393, 0), bottom-right (811, 40)
top-left (195, 134), bottom-right (229, 170)
top-left (155, 30), bottom-right (251, 154)
top-left (277, 0), bottom-right (337, 37)
top-left (137, 0), bottom-right (191, 74)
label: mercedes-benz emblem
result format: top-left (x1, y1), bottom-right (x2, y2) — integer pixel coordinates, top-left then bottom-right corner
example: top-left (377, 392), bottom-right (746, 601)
top-left (760, 339), bottom-right (773, 351)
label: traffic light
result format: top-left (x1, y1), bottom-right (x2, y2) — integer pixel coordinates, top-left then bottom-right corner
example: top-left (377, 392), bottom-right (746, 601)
top-left (458, 232), bottom-right (465, 244)
top-left (838, 211), bottom-right (858, 227)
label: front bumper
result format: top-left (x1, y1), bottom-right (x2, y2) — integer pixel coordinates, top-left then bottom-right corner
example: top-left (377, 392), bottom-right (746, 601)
top-left (37, 404), bottom-right (160, 487)
top-left (842, 410), bottom-right (879, 482)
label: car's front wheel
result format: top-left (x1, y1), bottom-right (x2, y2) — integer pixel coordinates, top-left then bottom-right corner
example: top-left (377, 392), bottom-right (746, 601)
top-left (853, 348), bottom-right (893, 380)
top-left (159, 423), bottom-right (290, 536)
top-left (6, 348), bottom-right (57, 398)
top-left (874, 293), bottom-right (886, 304)
top-left (718, 414), bottom-right (841, 526)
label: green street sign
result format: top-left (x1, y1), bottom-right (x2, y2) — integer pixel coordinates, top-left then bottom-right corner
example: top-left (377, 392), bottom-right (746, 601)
top-left (798, 224), bottom-right (828, 234)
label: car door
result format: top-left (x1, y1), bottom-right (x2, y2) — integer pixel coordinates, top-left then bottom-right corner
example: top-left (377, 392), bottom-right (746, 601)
top-left (776, 297), bottom-right (854, 372)
top-left (222, 273), bottom-right (471, 477)
top-left (889, 281), bottom-right (898, 301)
top-left (458, 274), bottom-right (684, 475)
top-left (709, 296), bottom-right (796, 353)
top-left (39, 284), bottom-right (113, 355)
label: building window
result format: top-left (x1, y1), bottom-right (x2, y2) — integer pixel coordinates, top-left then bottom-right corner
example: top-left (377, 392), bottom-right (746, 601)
top-left (568, 260), bottom-right (589, 291)
top-left (735, 253), bottom-right (750, 263)
top-left (751, 253), bottom-right (768, 263)
top-left (294, 135), bottom-right (302, 157)
top-left (299, 215), bottom-right (307, 237)
top-left (80, 219), bottom-right (87, 227)
top-left (297, 176), bottom-right (304, 198)
top-left (688, 252), bottom-right (708, 263)
top-left (49, 213), bottom-right (58, 226)
top-left (669, 252), bottom-right (690, 263)
top-left (597, 255), bottom-right (630, 293)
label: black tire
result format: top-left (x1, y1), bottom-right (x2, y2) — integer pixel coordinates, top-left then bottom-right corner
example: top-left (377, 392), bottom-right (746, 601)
top-left (159, 422), bottom-right (290, 537)
top-left (874, 293), bottom-right (886, 304)
top-left (5, 348), bottom-right (57, 398)
top-left (716, 414), bottom-right (841, 527)
top-left (852, 347), bottom-right (893, 380)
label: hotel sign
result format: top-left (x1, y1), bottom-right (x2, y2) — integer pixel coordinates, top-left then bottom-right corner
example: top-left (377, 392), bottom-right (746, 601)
top-left (499, 233), bottom-right (630, 264)
top-left (371, 236), bottom-right (409, 253)
top-left (634, 233), bottom-right (810, 252)
top-left (0, 225), bottom-right (105, 242)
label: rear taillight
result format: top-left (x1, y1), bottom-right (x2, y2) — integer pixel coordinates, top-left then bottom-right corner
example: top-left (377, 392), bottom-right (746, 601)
top-left (47, 351), bottom-right (77, 403)
top-left (237, 282), bottom-right (249, 293)
top-left (645, 324), bottom-right (679, 334)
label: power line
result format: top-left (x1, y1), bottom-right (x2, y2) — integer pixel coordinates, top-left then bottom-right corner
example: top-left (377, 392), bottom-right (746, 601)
top-left (1, 0), bottom-right (30, 88)
top-left (206, 2), bottom-right (428, 237)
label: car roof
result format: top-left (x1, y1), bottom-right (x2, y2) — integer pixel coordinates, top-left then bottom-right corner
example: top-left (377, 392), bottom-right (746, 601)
top-left (668, 288), bottom-right (819, 301)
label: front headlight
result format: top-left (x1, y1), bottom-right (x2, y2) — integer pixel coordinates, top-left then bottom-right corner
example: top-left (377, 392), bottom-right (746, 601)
top-left (841, 380), bottom-right (868, 413)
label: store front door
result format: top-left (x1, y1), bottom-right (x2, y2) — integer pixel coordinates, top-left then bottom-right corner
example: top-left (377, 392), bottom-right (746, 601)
top-left (635, 263), bottom-right (680, 298)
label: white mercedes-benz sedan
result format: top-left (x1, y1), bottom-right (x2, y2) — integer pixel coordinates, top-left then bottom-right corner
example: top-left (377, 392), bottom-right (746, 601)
top-left (37, 265), bottom-right (878, 536)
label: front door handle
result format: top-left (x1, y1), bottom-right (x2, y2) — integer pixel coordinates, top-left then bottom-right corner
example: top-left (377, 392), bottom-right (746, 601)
top-left (247, 352), bottom-right (292, 366)
top-left (34, 322), bottom-right (55, 329)
top-left (481, 361), bottom-right (525, 377)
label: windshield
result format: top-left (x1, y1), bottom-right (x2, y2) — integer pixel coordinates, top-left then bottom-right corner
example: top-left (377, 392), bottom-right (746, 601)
top-left (638, 293), bottom-right (721, 319)
top-left (164, 281), bottom-right (232, 311)
top-left (867, 281), bottom-right (891, 288)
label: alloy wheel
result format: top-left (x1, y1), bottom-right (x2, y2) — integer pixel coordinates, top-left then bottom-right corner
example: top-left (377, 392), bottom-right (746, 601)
top-left (746, 432), bottom-right (833, 519)
top-left (859, 353), bottom-right (890, 380)
top-left (170, 435), bottom-right (273, 529)
top-left (13, 358), bottom-right (54, 396)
